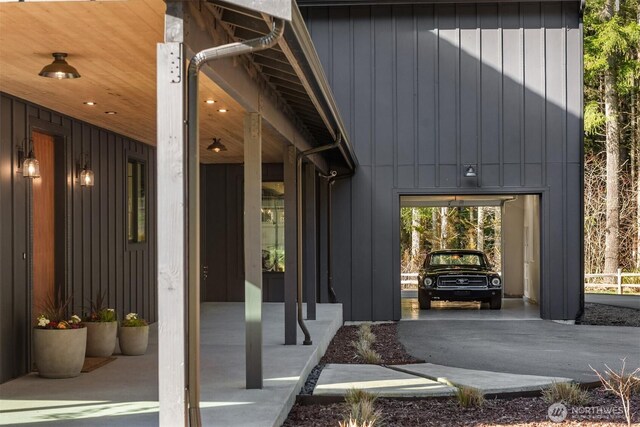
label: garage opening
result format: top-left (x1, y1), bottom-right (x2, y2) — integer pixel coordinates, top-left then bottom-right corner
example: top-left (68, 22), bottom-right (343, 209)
top-left (400, 194), bottom-right (541, 320)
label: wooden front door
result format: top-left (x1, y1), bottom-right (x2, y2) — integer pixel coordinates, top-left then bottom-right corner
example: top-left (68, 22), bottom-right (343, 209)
top-left (31, 131), bottom-right (55, 317)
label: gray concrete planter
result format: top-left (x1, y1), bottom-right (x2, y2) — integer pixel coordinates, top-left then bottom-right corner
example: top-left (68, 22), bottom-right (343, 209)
top-left (33, 327), bottom-right (87, 378)
top-left (85, 321), bottom-right (118, 357)
top-left (118, 325), bottom-right (149, 356)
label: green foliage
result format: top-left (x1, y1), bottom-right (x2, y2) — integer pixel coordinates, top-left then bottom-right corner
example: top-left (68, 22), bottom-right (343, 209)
top-left (85, 291), bottom-right (117, 322)
top-left (583, 0), bottom-right (640, 155)
top-left (121, 312), bottom-right (148, 327)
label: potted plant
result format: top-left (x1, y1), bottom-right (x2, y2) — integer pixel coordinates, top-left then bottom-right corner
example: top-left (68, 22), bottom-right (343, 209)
top-left (118, 313), bottom-right (149, 356)
top-left (33, 295), bottom-right (86, 378)
top-left (84, 292), bottom-right (117, 357)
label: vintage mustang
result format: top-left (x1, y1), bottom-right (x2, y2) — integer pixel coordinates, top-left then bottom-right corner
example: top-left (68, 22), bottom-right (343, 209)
top-left (418, 249), bottom-right (502, 310)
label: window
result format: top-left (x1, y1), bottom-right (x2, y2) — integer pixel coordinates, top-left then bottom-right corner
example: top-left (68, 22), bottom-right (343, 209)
top-left (430, 253), bottom-right (484, 267)
top-left (261, 182), bottom-right (285, 272)
top-left (127, 159), bottom-right (146, 243)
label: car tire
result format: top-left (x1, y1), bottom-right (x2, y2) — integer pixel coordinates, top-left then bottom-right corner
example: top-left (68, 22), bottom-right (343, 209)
top-left (489, 296), bottom-right (502, 310)
top-left (418, 291), bottom-right (431, 310)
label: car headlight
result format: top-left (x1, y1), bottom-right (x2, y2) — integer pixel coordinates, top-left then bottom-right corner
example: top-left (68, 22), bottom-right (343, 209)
top-left (423, 277), bottom-right (433, 287)
top-left (491, 277), bottom-right (501, 286)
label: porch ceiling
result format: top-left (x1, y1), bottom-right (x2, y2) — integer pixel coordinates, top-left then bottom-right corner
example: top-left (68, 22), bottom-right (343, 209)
top-left (0, 0), bottom-right (285, 163)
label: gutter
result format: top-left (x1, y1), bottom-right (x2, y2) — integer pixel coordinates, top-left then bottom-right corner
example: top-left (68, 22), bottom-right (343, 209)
top-left (296, 134), bottom-right (343, 345)
top-left (286, 4), bottom-right (357, 172)
top-left (186, 18), bottom-right (285, 425)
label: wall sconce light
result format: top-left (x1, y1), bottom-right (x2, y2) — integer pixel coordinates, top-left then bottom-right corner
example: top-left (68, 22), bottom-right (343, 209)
top-left (463, 165), bottom-right (477, 178)
top-left (77, 153), bottom-right (95, 187)
top-left (206, 138), bottom-right (227, 153)
top-left (39, 53), bottom-right (81, 79)
top-left (18, 139), bottom-right (40, 179)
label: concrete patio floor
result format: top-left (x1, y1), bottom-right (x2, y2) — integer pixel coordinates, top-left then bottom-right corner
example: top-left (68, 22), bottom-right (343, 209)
top-left (0, 303), bottom-right (342, 427)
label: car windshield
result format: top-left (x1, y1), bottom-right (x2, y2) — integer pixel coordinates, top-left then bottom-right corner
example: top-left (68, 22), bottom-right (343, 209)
top-left (430, 253), bottom-right (484, 267)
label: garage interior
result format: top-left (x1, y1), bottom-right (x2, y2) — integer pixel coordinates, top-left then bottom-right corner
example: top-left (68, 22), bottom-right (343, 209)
top-left (400, 194), bottom-right (541, 320)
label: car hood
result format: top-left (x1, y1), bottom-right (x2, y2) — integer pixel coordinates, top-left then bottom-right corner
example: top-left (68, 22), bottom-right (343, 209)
top-left (425, 266), bottom-right (498, 276)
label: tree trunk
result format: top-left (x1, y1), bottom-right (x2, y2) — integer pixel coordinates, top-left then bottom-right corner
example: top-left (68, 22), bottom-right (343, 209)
top-left (411, 208), bottom-right (421, 262)
top-left (477, 207), bottom-right (484, 251)
top-left (603, 0), bottom-right (620, 274)
top-left (604, 68), bottom-right (620, 273)
top-left (440, 207), bottom-right (448, 249)
top-left (636, 2), bottom-right (640, 269)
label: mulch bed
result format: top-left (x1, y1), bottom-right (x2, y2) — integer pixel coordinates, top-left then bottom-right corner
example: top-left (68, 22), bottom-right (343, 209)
top-left (285, 388), bottom-right (640, 426)
top-left (580, 303), bottom-right (640, 327)
top-left (320, 323), bottom-right (423, 365)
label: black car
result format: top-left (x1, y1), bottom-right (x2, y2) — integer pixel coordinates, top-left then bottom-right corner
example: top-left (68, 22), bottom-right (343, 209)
top-left (418, 249), bottom-right (502, 310)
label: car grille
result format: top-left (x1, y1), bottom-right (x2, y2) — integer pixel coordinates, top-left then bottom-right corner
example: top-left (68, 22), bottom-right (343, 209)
top-left (437, 275), bottom-right (488, 287)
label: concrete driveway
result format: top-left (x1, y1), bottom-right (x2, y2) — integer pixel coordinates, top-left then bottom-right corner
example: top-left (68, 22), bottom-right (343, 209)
top-left (398, 320), bottom-right (640, 383)
top-left (585, 293), bottom-right (640, 310)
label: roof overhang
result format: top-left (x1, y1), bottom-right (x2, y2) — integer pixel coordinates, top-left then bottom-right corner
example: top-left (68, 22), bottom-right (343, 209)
top-left (199, 0), bottom-right (357, 172)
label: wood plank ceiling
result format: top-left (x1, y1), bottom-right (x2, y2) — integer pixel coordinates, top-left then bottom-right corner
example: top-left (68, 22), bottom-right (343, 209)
top-left (0, 0), bottom-right (285, 163)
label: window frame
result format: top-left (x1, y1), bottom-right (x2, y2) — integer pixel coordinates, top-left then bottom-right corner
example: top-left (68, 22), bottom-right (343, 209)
top-left (126, 155), bottom-right (148, 248)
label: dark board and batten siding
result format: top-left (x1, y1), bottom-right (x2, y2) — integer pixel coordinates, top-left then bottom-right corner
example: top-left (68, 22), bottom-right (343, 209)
top-left (303, 2), bottom-right (583, 321)
top-left (0, 92), bottom-right (157, 383)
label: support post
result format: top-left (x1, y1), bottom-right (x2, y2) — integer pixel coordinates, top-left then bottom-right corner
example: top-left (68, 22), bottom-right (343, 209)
top-left (303, 163), bottom-right (317, 319)
top-left (244, 112), bottom-right (263, 388)
top-left (283, 145), bottom-right (297, 344)
top-left (157, 4), bottom-right (188, 425)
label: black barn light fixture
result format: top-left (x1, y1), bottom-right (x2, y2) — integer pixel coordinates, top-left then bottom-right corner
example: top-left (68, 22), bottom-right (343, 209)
top-left (39, 53), bottom-right (81, 79)
top-left (206, 138), bottom-right (227, 153)
top-left (464, 165), bottom-right (477, 178)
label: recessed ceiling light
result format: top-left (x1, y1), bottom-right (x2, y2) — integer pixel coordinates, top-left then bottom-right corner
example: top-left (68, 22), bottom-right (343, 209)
top-left (205, 99), bottom-right (215, 104)
top-left (218, 109), bottom-right (228, 113)
top-left (84, 101), bottom-right (97, 106)
top-left (105, 111), bottom-right (117, 115)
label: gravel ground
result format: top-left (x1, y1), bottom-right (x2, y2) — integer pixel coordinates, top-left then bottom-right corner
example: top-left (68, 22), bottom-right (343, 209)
top-left (285, 388), bottom-right (640, 426)
top-left (580, 303), bottom-right (640, 327)
top-left (320, 323), bottom-right (423, 365)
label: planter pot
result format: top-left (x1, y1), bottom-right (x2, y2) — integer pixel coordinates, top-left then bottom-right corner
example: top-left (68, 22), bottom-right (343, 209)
top-left (85, 321), bottom-right (118, 357)
top-left (118, 325), bottom-right (149, 356)
top-left (33, 327), bottom-right (87, 378)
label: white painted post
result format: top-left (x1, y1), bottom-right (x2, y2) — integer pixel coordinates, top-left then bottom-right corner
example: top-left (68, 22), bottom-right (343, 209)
top-left (617, 268), bottom-right (622, 295)
top-left (245, 112), bottom-right (263, 388)
top-left (157, 4), bottom-right (188, 426)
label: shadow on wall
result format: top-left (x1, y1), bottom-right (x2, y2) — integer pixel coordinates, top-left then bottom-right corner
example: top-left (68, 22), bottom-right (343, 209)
top-left (303, 2), bottom-right (582, 321)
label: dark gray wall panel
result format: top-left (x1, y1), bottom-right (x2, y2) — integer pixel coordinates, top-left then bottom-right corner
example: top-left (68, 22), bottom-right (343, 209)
top-left (350, 165), bottom-right (373, 320)
top-left (0, 92), bottom-right (157, 383)
top-left (304, 2), bottom-right (583, 321)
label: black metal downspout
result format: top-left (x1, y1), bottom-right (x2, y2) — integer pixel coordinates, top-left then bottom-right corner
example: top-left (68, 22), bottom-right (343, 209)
top-left (186, 18), bottom-right (285, 423)
top-left (296, 134), bottom-right (342, 345)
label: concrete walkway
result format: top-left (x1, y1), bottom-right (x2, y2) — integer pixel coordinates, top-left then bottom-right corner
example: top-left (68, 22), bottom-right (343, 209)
top-left (398, 320), bottom-right (640, 383)
top-left (313, 363), bottom-right (571, 397)
top-left (0, 303), bottom-right (342, 427)
top-left (585, 293), bottom-right (640, 310)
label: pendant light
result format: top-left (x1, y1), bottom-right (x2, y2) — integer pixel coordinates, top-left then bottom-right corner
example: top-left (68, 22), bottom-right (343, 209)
top-left (39, 53), bottom-right (81, 79)
top-left (78, 153), bottom-right (95, 187)
top-left (207, 138), bottom-right (227, 153)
